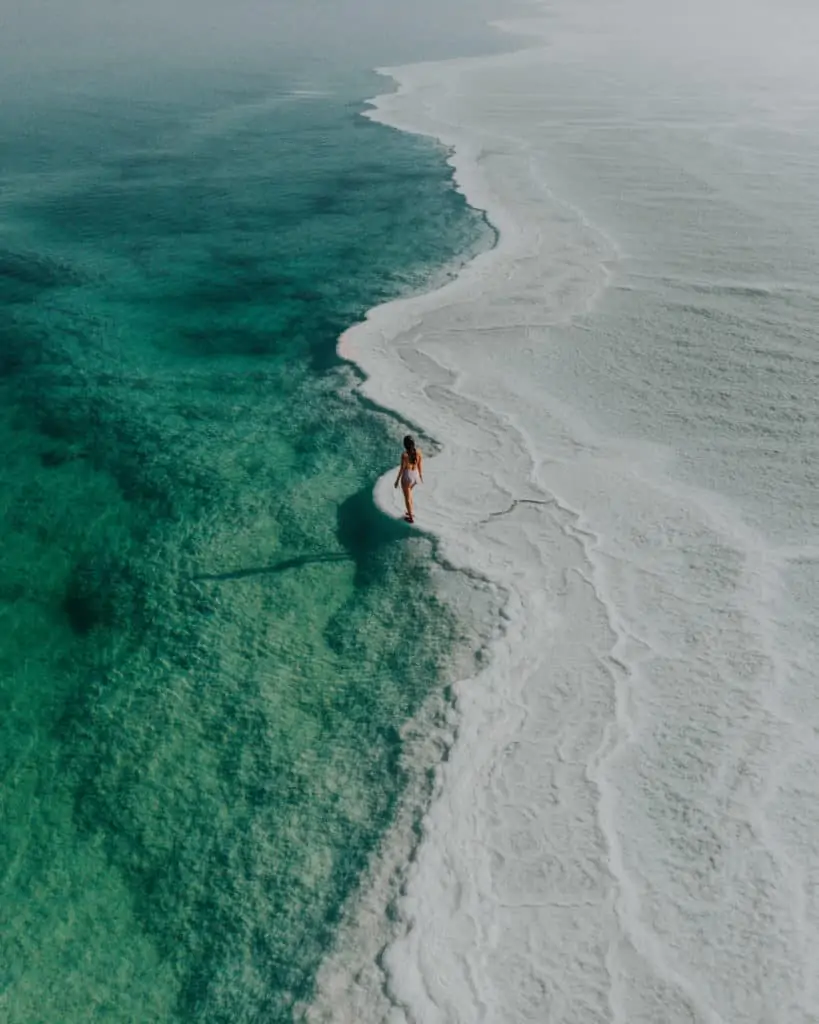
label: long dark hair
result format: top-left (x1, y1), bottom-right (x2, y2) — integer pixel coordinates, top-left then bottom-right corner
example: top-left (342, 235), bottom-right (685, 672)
top-left (403, 434), bottom-right (418, 466)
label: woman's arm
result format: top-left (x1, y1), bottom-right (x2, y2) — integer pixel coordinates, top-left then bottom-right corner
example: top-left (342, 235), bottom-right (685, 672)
top-left (418, 450), bottom-right (424, 483)
top-left (394, 452), bottom-right (405, 488)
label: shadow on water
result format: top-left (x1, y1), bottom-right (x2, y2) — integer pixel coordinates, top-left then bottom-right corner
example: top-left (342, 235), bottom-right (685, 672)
top-left (336, 486), bottom-right (412, 585)
top-left (191, 486), bottom-right (411, 586)
top-left (191, 552), bottom-right (351, 582)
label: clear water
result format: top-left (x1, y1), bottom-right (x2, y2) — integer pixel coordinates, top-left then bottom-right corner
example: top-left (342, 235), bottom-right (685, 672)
top-left (0, 63), bottom-right (492, 1022)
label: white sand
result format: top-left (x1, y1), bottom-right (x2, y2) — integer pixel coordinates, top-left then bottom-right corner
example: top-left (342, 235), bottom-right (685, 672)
top-left (318, 2), bottom-right (819, 1020)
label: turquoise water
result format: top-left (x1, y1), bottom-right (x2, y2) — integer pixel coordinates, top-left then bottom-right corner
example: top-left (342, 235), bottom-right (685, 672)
top-left (0, 66), bottom-right (491, 1022)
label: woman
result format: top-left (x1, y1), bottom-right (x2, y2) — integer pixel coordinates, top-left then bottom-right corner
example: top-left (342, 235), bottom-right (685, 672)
top-left (394, 434), bottom-right (424, 523)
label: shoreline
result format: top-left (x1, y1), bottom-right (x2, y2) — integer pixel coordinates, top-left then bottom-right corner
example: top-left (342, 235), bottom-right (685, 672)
top-left (323, 38), bottom-right (621, 1017)
top-left (317, 21), bottom-right (621, 1018)
top-left (312, 42), bottom-right (537, 1021)
top-left (309, 50), bottom-right (527, 1019)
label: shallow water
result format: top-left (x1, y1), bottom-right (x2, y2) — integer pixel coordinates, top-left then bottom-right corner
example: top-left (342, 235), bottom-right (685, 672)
top-left (0, 64), bottom-right (492, 1022)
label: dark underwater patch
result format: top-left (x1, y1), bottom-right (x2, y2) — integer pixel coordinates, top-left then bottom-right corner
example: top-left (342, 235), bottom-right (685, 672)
top-left (0, 247), bottom-right (81, 291)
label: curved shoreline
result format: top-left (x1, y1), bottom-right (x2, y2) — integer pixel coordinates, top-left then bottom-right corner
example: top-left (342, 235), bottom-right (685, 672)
top-left (319, 27), bottom-right (607, 1021)
top-left (313, 44), bottom-right (538, 1022)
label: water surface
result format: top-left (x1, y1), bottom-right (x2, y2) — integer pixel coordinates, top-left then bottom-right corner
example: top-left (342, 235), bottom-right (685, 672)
top-left (0, 61), bottom-right (493, 1022)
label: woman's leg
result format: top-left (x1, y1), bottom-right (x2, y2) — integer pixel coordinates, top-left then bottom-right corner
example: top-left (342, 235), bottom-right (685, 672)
top-left (401, 482), bottom-right (414, 519)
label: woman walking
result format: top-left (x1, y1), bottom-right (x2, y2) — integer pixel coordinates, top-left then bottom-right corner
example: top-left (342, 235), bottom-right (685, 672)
top-left (394, 434), bottom-right (424, 523)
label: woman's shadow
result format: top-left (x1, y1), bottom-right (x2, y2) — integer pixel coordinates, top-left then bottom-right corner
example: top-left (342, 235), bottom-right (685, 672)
top-left (191, 486), bottom-right (410, 585)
